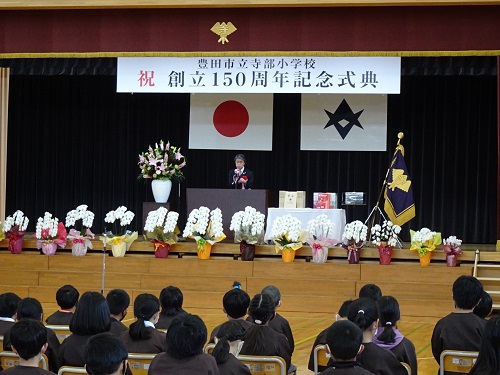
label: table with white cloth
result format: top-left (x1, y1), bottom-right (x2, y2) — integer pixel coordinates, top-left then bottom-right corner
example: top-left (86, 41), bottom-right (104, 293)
top-left (264, 208), bottom-right (346, 243)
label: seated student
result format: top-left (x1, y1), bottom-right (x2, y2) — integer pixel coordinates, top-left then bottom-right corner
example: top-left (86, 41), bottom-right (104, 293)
top-left (0, 319), bottom-right (54, 375)
top-left (373, 296), bottom-right (417, 375)
top-left (148, 314), bottom-right (219, 375)
top-left (348, 298), bottom-right (407, 375)
top-left (211, 320), bottom-right (251, 375)
top-left (119, 293), bottom-right (167, 353)
top-left (469, 317), bottom-right (500, 375)
top-left (156, 286), bottom-right (187, 330)
top-left (359, 284), bottom-right (382, 302)
top-left (239, 293), bottom-right (292, 373)
top-left (308, 300), bottom-right (353, 372)
top-left (210, 287), bottom-right (252, 343)
top-left (473, 290), bottom-right (493, 320)
top-left (431, 275), bottom-right (486, 375)
top-left (45, 285), bottom-right (79, 325)
top-left (84, 333), bottom-right (129, 375)
top-left (3, 297), bottom-right (61, 372)
top-left (106, 289), bottom-right (130, 336)
top-left (0, 293), bottom-right (21, 337)
top-left (59, 291), bottom-right (111, 367)
top-left (320, 320), bottom-right (375, 375)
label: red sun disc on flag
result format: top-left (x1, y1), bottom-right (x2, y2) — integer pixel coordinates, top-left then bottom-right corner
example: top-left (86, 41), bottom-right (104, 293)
top-left (213, 100), bottom-right (249, 137)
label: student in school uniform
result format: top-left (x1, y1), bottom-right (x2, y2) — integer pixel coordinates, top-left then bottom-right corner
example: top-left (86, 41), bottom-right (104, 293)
top-left (469, 317), bottom-right (500, 375)
top-left (210, 286), bottom-right (252, 343)
top-left (120, 293), bottom-right (167, 353)
top-left (0, 319), bottom-right (54, 375)
top-left (0, 293), bottom-right (21, 338)
top-left (319, 320), bottom-right (376, 375)
top-left (147, 314), bottom-right (219, 375)
top-left (106, 289), bottom-right (130, 336)
top-left (156, 286), bottom-right (187, 330)
top-left (347, 298), bottom-right (407, 375)
top-left (84, 333), bottom-right (129, 375)
top-left (45, 285), bottom-right (79, 325)
top-left (239, 293), bottom-right (292, 373)
top-left (373, 296), bottom-right (417, 375)
top-left (211, 320), bottom-right (251, 375)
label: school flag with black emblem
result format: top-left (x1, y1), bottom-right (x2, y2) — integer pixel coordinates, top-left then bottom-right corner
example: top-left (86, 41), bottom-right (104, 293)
top-left (384, 137), bottom-right (415, 226)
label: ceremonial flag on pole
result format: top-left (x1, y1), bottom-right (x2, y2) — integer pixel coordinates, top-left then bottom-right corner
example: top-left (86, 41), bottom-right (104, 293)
top-left (384, 139), bottom-right (416, 226)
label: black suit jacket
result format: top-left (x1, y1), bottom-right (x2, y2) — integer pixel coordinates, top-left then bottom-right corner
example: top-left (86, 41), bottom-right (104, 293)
top-left (228, 168), bottom-right (254, 189)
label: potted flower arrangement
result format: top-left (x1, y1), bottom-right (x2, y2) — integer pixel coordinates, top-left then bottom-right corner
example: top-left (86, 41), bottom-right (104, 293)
top-left (229, 206), bottom-right (265, 261)
top-left (138, 140), bottom-right (187, 203)
top-left (270, 214), bottom-right (303, 263)
top-left (144, 207), bottom-right (179, 258)
top-left (443, 235), bottom-right (463, 267)
top-left (34, 212), bottom-right (68, 255)
top-left (410, 227), bottom-right (442, 266)
top-left (342, 220), bottom-right (368, 264)
top-left (3, 210), bottom-right (29, 254)
top-left (102, 206), bottom-right (138, 257)
top-left (371, 220), bottom-right (401, 265)
top-left (65, 205), bottom-right (95, 256)
top-left (306, 214), bottom-right (338, 263)
top-left (182, 206), bottom-right (226, 260)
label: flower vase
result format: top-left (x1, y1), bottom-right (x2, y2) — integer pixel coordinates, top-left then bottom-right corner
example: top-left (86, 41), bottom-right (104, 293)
top-left (281, 248), bottom-right (296, 262)
top-left (41, 242), bottom-right (58, 255)
top-left (71, 239), bottom-right (88, 256)
top-left (347, 246), bottom-right (360, 264)
top-left (311, 244), bottom-right (328, 263)
top-left (151, 179), bottom-right (172, 203)
top-left (8, 235), bottom-right (24, 254)
top-left (197, 243), bottom-right (212, 260)
top-left (111, 242), bottom-right (127, 257)
top-left (419, 251), bottom-right (432, 266)
top-left (240, 241), bottom-right (255, 261)
top-left (446, 253), bottom-right (458, 267)
top-left (377, 246), bottom-right (393, 265)
top-left (154, 242), bottom-right (170, 258)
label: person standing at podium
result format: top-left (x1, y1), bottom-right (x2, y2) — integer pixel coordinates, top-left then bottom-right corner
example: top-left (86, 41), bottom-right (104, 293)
top-left (228, 153), bottom-right (254, 189)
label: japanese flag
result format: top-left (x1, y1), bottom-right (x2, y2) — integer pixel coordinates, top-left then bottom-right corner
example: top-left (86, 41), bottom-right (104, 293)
top-left (301, 94), bottom-right (387, 151)
top-left (189, 93), bottom-right (273, 150)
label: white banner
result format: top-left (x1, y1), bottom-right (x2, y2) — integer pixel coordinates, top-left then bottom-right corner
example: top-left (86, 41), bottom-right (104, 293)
top-left (117, 57), bottom-right (400, 94)
top-left (301, 94), bottom-right (387, 151)
top-left (189, 93), bottom-right (273, 150)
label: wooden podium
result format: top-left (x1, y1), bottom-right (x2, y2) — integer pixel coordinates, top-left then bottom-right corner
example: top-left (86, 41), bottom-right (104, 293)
top-left (186, 189), bottom-right (277, 240)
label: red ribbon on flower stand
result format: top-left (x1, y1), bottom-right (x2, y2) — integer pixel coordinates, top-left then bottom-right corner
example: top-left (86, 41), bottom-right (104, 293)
top-left (443, 245), bottom-right (462, 267)
top-left (347, 245), bottom-right (361, 264)
top-left (377, 246), bottom-right (394, 265)
top-left (153, 239), bottom-right (170, 258)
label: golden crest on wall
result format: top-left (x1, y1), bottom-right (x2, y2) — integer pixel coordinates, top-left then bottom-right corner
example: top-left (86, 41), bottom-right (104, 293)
top-left (211, 22), bottom-right (237, 44)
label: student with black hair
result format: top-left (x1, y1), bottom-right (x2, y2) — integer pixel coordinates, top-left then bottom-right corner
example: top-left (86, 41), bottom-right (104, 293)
top-left (0, 319), bottom-right (53, 375)
top-left (431, 275), bottom-right (486, 375)
top-left (470, 317), bottom-right (500, 375)
top-left (59, 291), bottom-right (111, 367)
top-left (85, 333), bottom-right (129, 375)
top-left (358, 284), bottom-right (382, 302)
top-left (211, 320), bottom-right (251, 375)
top-left (320, 320), bottom-right (375, 375)
top-left (3, 298), bottom-right (61, 372)
top-left (210, 288), bottom-right (252, 343)
top-left (156, 286), bottom-right (187, 330)
top-left (239, 293), bottom-right (292, 373)
top-left (373, 296), bottom-right (417, 375)
top-left (45, 285), bottom-right (79, 325)
top-left (0, 292), bottom-right (21, 338)
top-left (308, 300), bottom-right (353, 372)
top-left (148, 314), bottom-right (219, 374)
top-left (473, 290), bottom-right (493, 320)
top-left (348, 298), bottom-right (407, 375)
top-left (119, 293), bottom-right (167, 353)
top-left (106, 289), bottom-right (130, 336)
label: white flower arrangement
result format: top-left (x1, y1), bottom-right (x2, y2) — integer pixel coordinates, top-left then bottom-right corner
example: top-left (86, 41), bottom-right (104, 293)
top-left (443, 235), bottom-right (462, 248)
top-left (370, 220), bottom-right (401, 247)
top-left (102, 206), bottom-right (138, 256)
top-left (34, 212), bottom-right (67, 252)
top-left (270, 214), bottom-right (303, 251)
top-left (229, 206), bottom-right (265, 245)
top-left (3, 210), bottom-right (29, 233)
top-left (104, 206), bottom-right (135, 234)
top-left (342, 220), bottom-right (368, 247)
top-left (144, 207), bottom-right (179, 244)
top-left (306, 214), bottom-right (337, 243)
top-left (183, 206), bottom-right (226, 249)
top-left (65, 205), bottom-right (95, 254)
top-left (410, 227), bottom-right (442, 256)
top-left (65, 205), bottom-right (95, 231)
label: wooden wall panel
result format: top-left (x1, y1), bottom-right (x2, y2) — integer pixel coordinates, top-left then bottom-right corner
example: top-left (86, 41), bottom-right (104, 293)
top-left (141, 274), bottom-right (245, 292)
top-left (47, 254), bottom-right (150, 274)
top-left (360, 264), bottom-right (471, 284)
top-left (0, 271), bottom-right (39, 286)
top-left (148, 258), bottom-right (253, 277)
top-left (0, 254), bottom-right (48, 271)
top-left (252, 262), bottom-right (360, 280)
top-left (278, 295), bottom-right (344, 313)
top-left (247, 277), bottom-right (356, 298)
top-left (0, 286), bottom-right (29, 297)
